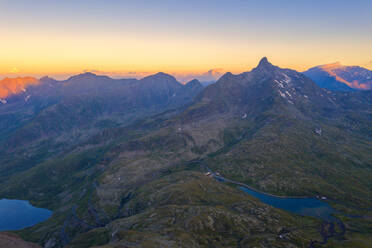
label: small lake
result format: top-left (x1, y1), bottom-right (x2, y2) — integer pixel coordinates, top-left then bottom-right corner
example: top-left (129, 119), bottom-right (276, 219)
top-left (240, 187), bottom-right (337, 221)
top-left (0, 199), bottom-right (52, 231)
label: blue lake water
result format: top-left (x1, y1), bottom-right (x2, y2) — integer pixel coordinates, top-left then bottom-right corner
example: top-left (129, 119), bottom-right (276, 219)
top-left (0, 199), bottom-right (52, 231)
top-left (240, 187), bottom-right (336, 221)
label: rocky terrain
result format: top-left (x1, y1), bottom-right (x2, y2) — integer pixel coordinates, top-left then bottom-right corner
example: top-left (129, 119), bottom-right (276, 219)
top-left (0, 58), bottom-right (371, 247)
top-left (0, 233), bottom-right (41, 248)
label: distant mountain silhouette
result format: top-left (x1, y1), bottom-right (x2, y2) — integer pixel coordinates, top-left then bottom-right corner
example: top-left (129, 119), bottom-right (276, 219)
top-left (304, 62), bottom-right (372, 91)
top-left (0, 72), bottom-right (203, 150)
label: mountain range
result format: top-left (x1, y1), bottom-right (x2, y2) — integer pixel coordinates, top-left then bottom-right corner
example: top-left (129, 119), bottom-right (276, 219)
top-left (0, 72), bottom-right (203, 151)
top-left (0, 58), bottom-right (371, 248)
top-left (2, 61), bottom-right (371, 101)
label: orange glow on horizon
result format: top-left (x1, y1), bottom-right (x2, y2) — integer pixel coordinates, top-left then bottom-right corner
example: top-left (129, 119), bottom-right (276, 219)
top-left (1, 26), bottom-right (372, 81)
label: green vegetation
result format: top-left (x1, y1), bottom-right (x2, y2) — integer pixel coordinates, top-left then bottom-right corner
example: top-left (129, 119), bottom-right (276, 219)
top-left (1, 61), bottom-right (371, 247)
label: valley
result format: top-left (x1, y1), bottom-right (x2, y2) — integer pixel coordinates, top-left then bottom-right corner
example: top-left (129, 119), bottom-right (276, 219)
top-left (0, 58), bottom-right (371, 248)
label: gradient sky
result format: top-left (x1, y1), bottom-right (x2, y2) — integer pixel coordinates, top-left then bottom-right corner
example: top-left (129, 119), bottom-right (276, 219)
top-left (1, 0), bottom-right (372, 80)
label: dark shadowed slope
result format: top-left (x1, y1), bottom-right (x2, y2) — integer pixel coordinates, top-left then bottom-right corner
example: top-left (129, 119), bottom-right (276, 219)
top-left (1, 58), bottom-right (371, 248)
top-left (0, 72), bottom-right (203, 184)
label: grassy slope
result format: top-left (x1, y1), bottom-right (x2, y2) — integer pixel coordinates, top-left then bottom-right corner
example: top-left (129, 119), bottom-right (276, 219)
top-left (1, 66), bottom-right (371, 247)
top-left (0, 116), bottom-right (321, 248)
top-left (1, 96), bottom-right (370, 247)
top-left (73, 172), bottom-right (321, 248)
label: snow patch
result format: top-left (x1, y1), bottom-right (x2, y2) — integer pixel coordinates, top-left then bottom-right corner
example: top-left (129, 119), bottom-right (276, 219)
top-left (274, 80), bottom-right (284, 88)
top-left (285, 91), bottom-right (292, 98)
top-left (278, 90), bottom-right (286, 98)
top-left (0, 99), bottom-right (7, 104)
top-left (315, 128), bottom-right (322, 135)
top-left (25, 95), bottom-right (31, 102)
top-left (242, 113), bottom-right (247, 119)
top-left (282, 73), bottom-right (291, 83)
top-left (304, 95), bottom-right (308, 98)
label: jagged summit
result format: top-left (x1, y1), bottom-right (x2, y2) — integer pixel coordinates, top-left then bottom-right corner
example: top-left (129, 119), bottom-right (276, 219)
top-left (192, 55), bottom-right (342, 116)
top-left (254, 57), bottom-right (276, 71)
top-left (258, 57), bottom-right (269, 65)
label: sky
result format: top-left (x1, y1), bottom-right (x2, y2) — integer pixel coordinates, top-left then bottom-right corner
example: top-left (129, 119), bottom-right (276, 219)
top-left (0, 0), bottom-right (372, 81)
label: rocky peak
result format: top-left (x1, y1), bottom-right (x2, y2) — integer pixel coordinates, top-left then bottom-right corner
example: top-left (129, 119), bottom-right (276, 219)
top-left (185, 79), bottom-right (202, 87)
top-left (141, 72), bottom-right (181, 88)
top-left (258, 57), bottom-right (270, 66)
top-left (256, 57), bottom-right (275, 69)
top-left (66, 72), bottom-right (100, 81)
top-left (146, 72), bottom-right (177, 81)
top-left (250, 57), bottom-right (279, 76)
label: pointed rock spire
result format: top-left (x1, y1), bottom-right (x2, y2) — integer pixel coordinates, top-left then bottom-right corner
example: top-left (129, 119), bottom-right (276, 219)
top-left (257, 57), bottom-right (272, 67)
top-left (252, 57), bottom-right (277, 73)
